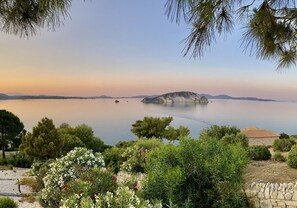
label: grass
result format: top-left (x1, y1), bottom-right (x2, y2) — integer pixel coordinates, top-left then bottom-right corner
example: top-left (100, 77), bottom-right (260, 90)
top-left (18, 177), bottom-right (40, 192)
top-left (19, 194), bottom-right (36, 203)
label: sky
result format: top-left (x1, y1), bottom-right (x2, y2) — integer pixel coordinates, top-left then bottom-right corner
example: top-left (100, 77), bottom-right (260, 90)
top-left (1, 0), bottom-right (297, 101)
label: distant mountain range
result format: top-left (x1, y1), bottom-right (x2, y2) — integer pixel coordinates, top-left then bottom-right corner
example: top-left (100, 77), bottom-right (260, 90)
top-left (199, 94), bottom-right (275, 102)
top-left (0, 92), bottom-right (275, 102)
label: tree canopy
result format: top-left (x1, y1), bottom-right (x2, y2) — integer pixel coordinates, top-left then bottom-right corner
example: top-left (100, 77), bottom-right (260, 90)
top-left (166, 0), bottom-right (297, 68)
top-left (58, 123), bottom-right (110, 153)
top-left (20, 117), bottom-right (64, 160)
top-left (0, 0), bottom-right (71, 37)
top-left (131, 116), bottom-right (190, 142)
top-left (0, 110), bottom-right (24, 158)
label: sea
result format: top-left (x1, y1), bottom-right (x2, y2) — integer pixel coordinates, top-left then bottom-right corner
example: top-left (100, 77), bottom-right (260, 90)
top-left (1, 98), bottom-right (296, 145)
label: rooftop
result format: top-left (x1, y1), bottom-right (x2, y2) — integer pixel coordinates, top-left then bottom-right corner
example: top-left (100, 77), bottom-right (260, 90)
top-left (241, 127), bottom-right (279, 138)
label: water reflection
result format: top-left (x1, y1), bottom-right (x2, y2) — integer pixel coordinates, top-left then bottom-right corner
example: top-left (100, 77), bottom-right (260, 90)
top-left (1, 99), bottom-right (297, 145)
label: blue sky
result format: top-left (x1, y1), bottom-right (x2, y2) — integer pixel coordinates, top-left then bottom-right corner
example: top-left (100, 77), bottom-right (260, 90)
top-left (0, 0), bottom-right (297, 101)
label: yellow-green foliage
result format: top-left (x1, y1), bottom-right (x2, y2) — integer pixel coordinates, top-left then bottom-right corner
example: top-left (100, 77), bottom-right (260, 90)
top-left (288, 145), bottom-right (297, 168)
top-left (0, 197), bottom-right (17, 208)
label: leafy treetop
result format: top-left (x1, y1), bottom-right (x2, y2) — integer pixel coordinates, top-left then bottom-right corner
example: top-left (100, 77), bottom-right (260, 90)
top-left (0, 110), bottom-right (24, 158)
top-left (131, 116), bottom-right (190, 142)
top-left (20, 117), bottom-right (64, 160)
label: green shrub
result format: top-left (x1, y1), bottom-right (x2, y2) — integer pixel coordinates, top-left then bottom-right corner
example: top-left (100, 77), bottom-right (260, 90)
top-left (200, 125), bottom-right (240, 140)
top-left (273, 139), bottom-right (296, 152)
top-left (0, 158), bottom-right (8, 165)
top-left (59, 134), bottom-right (85, 155)
top-left (142, 138), bottom-right (249, 208)
top-left (0, 197), bottom-right (17, 208)
top-left (121, 138), bottom-right (163, 173)
top-left (0, 153), bottom-right (33, 168)
top-left (287, 145), bottom-right (297, 168)
top-left (273, 151), bottom-right (286, 162)
top-left (221, 133), bottom-right (249, 148)
top-left (7, 153), bottom-right (33, 168)
top-left (248, 145), bottom-right (271, 160)
top-left (104, 147), bottom-right (125, 173)
top-left (279, 133), bottom-right (290, 139)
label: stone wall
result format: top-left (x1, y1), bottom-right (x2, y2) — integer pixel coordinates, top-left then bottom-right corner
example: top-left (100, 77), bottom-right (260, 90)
top-left (248, 137), bottom-right (278, 146)
top-left (246, 182), bottom-right (297, 208)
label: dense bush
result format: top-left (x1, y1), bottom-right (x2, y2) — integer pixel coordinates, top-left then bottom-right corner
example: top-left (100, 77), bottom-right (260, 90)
top-left (248, 145), bottom-right (271, 160)
top-left (142, 138), bottom-right (249, 208)
top-left (41, 147), bottom-right (107, 207)
top-left (200, 125), bottom-right (240, 140)
top-left (58, 123), bottom-right (110, 153)
top-left (0, 158), bottom-right (8, 165)
top-left (7, 152), bottom-right (33, 168)
top-left (61, 186), bottom-right (162, 208)
top-left (104, 147), bottom-right (125, 173)
top-left (221, 133), bottom-right (249, 148)
top-left (273, 151), bottom-right (286, 162)
top-left (0, 197), bottom-right (17, 208)
top-left (31, 159), bottom-right (55, 190)
top-left (0, 153), bottom-right (33, 168)
top-left (59, 134), bottom-right (85, 155)
top-left (121, 138), bottom-right (163, 173)
top-left (287, 145), bottom-right (297, 168)
top-left (279, 133), bottom-right (290, 139)
top-left (273, 139), bottom-right (296, 152)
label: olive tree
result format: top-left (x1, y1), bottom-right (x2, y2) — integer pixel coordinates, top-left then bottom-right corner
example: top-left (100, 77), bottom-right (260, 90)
top-left (0, 110), bottom-right (24, 158)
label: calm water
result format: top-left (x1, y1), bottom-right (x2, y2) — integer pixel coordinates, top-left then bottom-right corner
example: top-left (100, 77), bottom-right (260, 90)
top-left (0, 99), bottom-right (297, 145)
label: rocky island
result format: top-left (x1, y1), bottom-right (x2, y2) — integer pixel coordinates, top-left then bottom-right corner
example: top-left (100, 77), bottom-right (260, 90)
top-left (141, 91), bottom-right (209, 104)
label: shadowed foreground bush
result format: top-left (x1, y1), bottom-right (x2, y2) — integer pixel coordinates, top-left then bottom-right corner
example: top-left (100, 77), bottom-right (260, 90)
top-left (0, 197), bottom-right (17, 208)
top-left (248, 145), bottom-right (271, 161)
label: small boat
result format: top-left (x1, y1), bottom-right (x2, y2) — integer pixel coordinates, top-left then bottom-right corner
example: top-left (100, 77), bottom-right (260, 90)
top-left (115, 100), bottom-right (119, 103)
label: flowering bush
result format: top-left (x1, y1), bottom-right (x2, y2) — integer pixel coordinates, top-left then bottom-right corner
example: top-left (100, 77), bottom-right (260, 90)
top-left (41, 147), bottom-right (106, 207)
top-left (60, 186), bottom-right (162, 208)
top-left (121, 138), bottom-right (163, 173)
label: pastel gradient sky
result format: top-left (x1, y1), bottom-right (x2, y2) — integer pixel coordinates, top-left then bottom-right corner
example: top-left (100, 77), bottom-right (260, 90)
top-left (1, 0), bottom-right (297, 101)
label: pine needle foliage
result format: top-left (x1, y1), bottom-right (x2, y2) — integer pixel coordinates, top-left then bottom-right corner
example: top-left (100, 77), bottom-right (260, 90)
top-left (166, 0), bottom-right (297, 69)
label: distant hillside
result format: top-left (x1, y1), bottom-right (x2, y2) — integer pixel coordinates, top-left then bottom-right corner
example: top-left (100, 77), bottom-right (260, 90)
top-left (0, 93), bottom-right (9, 99)
top-left (0, 92), bottom-right (276, 102)
top-left (96, 95), bottom-right (113, 99)
top-left (200, 94), bottom-right (275, 102)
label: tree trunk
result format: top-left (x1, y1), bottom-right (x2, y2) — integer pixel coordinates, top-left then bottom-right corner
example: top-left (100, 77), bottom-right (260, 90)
top-left (2, 144), bottom-right (5, 159)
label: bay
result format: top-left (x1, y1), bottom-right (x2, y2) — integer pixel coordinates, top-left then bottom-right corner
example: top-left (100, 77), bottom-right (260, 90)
top-left (0, 98), bottom-right (296, 145)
